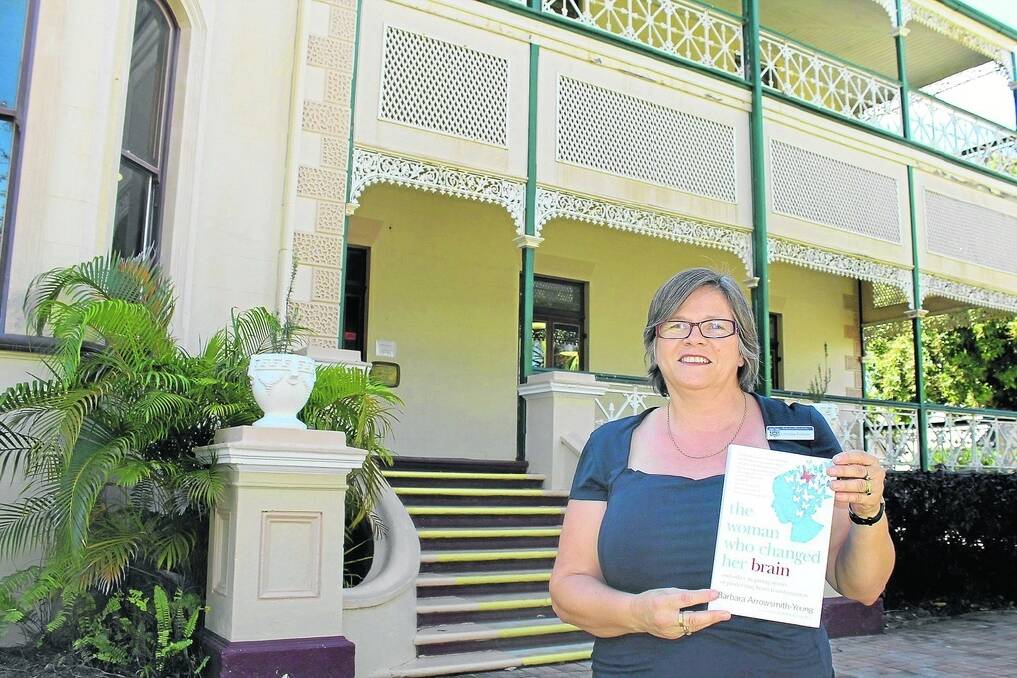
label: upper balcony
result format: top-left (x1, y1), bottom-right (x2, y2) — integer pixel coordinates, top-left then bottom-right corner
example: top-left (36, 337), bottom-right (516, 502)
top-left (533, 0), bottom-right (1017, 177)
top-left (351, 0), bottom-right (1017, 317)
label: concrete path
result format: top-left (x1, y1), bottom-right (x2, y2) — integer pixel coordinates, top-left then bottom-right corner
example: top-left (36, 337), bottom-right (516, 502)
top-left (453, 610), bottom-right (1017, 677)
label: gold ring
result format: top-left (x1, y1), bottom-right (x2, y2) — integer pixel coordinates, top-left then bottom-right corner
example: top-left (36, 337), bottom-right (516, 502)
top-left (864, 471), bottom-right (872, 482)
top-left (676, 610), bottom-right (692, 636)
top-left (864, 478), bottom-right (873, 496)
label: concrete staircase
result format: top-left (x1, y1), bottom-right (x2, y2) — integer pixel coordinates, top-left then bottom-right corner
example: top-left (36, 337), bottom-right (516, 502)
top-left (383, 458), bottom-right (592, 677)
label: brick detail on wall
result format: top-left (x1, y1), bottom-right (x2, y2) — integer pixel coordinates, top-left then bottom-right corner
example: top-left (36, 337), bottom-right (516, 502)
top-left (284, 0), bottom-right (357, 344)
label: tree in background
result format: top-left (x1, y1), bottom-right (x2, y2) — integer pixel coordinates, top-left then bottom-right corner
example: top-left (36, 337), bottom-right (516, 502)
top-left (864, 308), bottom-right (1017, 410)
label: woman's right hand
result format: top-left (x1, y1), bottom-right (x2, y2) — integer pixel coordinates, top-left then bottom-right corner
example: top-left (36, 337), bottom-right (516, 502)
top-left (629, 588), bottom-right (732, 639)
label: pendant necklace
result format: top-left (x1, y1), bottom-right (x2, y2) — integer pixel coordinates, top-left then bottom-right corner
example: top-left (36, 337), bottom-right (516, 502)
top-left (666, 392), bottom-right (748, 459)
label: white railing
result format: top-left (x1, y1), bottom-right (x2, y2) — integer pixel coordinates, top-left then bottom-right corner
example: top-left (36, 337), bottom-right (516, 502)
top-left (541, 0), bottom-right (744, 77)
top-left (909, 91), bottom-right (1017, 178)
top-left (593, 380), bottom-right (662, 427)
top-left (926, 408), bottom-right (1017, 471)
top-left (780, 397), bottom-right (922, 471)
top-left (759, 30), bottom-right (903, 134)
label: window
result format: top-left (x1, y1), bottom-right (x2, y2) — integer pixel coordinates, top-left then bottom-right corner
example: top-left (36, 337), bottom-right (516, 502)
top-left (769, 312), bottom-right (783, 390)
top-left (532, 276), bottom-right (586, 371)
top-left (1, 0), bottom-right (33, 327)
top-left (112, 0), bottom-right (177, 258)
top-left (342, 247), bottom-right (369, 359)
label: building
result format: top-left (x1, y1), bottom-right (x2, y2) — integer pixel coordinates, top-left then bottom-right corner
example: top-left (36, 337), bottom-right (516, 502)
top-left (1, 0), bottom-right (1016, 675)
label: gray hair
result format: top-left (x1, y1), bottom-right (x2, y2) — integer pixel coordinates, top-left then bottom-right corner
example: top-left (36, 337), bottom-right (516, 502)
top-left (643, 268), bottom-right (760, 396)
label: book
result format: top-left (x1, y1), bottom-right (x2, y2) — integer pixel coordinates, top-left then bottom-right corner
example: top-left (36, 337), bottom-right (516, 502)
top-left (707, 444), bottom-right (835, 627)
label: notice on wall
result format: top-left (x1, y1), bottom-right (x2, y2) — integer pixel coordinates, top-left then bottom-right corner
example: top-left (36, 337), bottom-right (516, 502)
top-left (707, 444), bottom-right (835, 627)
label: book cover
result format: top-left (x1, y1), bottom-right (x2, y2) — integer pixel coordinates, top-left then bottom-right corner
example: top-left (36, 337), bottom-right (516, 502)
top-left (707, 444), bottom-right (835, 627)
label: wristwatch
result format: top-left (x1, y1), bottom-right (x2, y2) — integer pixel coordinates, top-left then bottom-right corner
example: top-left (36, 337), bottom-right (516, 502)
top-left (849, 501), bottom-right (885, 525)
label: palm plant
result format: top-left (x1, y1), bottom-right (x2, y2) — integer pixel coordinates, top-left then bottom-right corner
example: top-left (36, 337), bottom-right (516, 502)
top-left (0, 253), bottom-right (399, 638)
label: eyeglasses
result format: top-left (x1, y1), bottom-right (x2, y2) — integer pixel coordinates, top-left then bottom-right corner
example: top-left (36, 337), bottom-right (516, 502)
top-left (656, 318), bottom-right (737, 340)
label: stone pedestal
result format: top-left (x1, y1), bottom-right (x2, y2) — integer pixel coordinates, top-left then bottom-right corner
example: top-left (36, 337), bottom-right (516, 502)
top-left (194, 426), bottom-right (366, 677)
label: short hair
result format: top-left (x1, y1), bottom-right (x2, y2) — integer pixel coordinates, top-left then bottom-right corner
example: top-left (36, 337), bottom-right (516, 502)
top-left (643, 267), bottom-right (760, 395)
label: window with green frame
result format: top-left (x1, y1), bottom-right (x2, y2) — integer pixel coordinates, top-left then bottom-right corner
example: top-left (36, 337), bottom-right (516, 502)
top-left (532, 276), bottom-right (586, 372)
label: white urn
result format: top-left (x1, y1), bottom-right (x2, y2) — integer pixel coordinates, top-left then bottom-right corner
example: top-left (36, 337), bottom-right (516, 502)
top-left (248, 353), bottom-right (317, 429)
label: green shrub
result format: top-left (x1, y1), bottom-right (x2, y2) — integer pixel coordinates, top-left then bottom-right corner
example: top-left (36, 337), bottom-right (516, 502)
top-left (74, 583), bottom-right (208, 677)
top-left (0, 253), bottom-right (399, 640)
top-left (884, 469), bottom-right (1017, 612)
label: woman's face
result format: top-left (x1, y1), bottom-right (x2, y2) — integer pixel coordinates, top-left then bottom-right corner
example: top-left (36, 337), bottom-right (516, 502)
top-left (655, 286), bottom-right (744, 395)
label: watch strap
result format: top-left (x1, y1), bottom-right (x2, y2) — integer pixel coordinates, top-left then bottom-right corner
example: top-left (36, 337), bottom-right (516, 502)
top-left (849, 501), bottom-right (885, 526)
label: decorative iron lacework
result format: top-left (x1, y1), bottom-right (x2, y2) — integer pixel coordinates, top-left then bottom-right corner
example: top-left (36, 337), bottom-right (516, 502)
top-left (759, 31), bottom-right (903, 135)
top-left (867, 0), bottom-right (912, 27)
top-left (379, 26), bottom-right (509, 146)
top-left (768, 237), bottom-right (914, 305)
top-left (872, 282), bottom-right (909, 308)
top-left (556, 76), bottom-right (738, 203)
top-left (924, 190), bottom-right (1017, 275)
top-left (921, 273), bottom-right (1017, 313)
top-left (542, 0), bottom-right (743, 77)
top-left (770, 140), bottom-right (903, 243)
top-left (536, 188), bottom-right (753, 275)
top-left (909, 93), bottom-right (1017, 178)
top-left (908, 1), bottom-right (1011, 75)
top-left (350, 148), bottom-right (526, 233)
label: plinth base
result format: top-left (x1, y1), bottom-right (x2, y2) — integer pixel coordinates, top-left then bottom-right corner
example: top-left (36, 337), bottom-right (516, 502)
top-left (821, 596), bottom-right (885, 638)
top-left (202, 631), bottom-right (355, 677)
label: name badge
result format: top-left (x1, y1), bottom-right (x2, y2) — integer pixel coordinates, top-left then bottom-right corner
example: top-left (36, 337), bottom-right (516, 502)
top-left (766, 425), bottom-right (815, 441)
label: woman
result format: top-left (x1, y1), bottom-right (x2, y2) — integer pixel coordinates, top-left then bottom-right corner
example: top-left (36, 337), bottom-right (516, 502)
top-left (549, 268), bottom-right (895, 677)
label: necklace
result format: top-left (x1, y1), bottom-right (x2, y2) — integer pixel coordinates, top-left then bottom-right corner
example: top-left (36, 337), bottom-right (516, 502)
top-left (665, 392), bottom-right (748, 459)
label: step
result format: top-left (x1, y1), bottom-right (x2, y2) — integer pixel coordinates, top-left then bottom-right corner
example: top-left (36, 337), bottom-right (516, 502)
top-left (416, 569), bottom-right (553, 589)
top-left (407, 505), bottom-right (566, 528)
top-left (389, 456), bottom-right (528, 474)
top-left (417, 617), bottom-right (578, 646)
top-left (417, 592), bottom-right (554, 616)
top-left (417, 591), bottom-right (557, 626)
top-left (384, 470), bottom-right (546, 490)
top-left (418, 528), bottom-right (561, 540)
top-left (388, 642), bottom-right (593, 678)
top-left (421, 548), bottom-right (558, 563)
top-left (417, 527), bottom-right (561, 552)
top-left (419, 548), bottom-right (558, 574)
top-left (414, 617), bottom-right (588, 656)
top-left (396, 487), bottom-right (570, 507)
top-left (416, 569), bottom-right (552, 598)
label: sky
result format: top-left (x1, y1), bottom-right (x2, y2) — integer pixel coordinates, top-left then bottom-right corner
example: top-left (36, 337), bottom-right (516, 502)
top-left (923, 1), bottom-right (1017, 129)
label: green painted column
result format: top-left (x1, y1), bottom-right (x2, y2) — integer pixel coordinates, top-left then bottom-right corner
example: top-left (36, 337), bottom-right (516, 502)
top-left (1010, 52), bottom-right (1017, 129)
top-left (743, 0), bottom-right (771, 395)
top-left (519, 43), bottom-right (540, 383)
top-left (894, 0), bottom-right (930, 470)
top-left (338, 0), bottom-right (365, 347)
top-left (517, 43), bottom-right (541, 462)
top-left (906, 167), bottom-right (930, 471)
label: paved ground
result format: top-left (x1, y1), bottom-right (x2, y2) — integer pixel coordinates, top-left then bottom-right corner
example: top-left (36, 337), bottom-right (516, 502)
top-left (454, 610), bottom-right (1017, 677)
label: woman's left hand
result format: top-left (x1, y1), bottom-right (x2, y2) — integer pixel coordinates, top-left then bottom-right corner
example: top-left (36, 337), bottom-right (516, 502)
top-left (826, 450), bottom-right (885, 518)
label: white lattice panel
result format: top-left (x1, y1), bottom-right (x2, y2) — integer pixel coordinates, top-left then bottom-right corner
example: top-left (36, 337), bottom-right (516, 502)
top-left (924, 191), bottom-right (1017, 275)
top-left (380, 26), bottom-right (509, 146)
top-left (556, 76), bottom-right (737, 203)
top-left (769, 140), bottom-right (901, 243)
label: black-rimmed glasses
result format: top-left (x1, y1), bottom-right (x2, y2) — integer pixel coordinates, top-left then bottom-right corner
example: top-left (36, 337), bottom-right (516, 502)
top-left (656, 318), bottom-right (737, 339)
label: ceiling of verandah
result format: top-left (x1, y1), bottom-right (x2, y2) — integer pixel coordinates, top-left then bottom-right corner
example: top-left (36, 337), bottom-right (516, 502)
top-left (706, 0), bottom-right (994, 87)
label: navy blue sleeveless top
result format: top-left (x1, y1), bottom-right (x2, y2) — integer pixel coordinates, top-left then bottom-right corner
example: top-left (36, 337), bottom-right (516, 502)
top-left (570, 393), bottom-right (841, 677)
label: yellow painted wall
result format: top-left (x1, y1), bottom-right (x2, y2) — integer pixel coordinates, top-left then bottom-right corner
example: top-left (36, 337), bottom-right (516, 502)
top-left (537, 219), bottom-right (750, 378)
top-left (349, 185), bottom-right (521, 460)
top-left (770, 263), bottom-right (862, 397)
